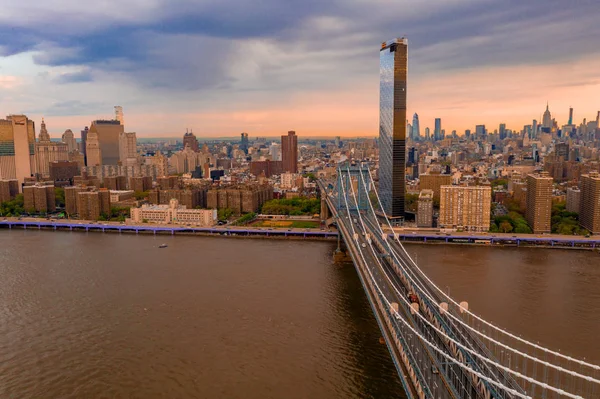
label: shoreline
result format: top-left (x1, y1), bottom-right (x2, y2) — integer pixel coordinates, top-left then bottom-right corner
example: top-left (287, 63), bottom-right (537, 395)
top-left (1, 220), bottom-right (599, 252)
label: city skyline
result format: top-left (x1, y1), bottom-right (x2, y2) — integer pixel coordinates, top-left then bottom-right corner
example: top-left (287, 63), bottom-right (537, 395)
top-left (1, 1), bottom-right (600, 137)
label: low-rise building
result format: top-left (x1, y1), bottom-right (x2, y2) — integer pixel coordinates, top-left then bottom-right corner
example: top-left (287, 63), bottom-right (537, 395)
top-left (129, 199), bottom-right (217, 226)
top-left (110, 190), bottom-right (135, 203)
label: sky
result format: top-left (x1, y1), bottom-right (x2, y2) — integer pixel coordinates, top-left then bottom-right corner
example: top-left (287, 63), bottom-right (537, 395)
top-left (1, 0), bottom-right (599, 138)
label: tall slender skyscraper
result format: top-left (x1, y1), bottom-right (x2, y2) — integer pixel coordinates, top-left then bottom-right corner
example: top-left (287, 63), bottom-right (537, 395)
top-left (434, 118), bottom-right (441, 141)
top-left (412, 113), bottom-right (420, 140)
top-left (568, 107), bottom-right (573, 125)
top-left (114, 106), bottom-right (124, 126)
top-left (542, 103), bottom-right (552, 129)
top-left (379, 38), bottom-right (407, 219)
top-left (281, 130), bottom-right (298, 173)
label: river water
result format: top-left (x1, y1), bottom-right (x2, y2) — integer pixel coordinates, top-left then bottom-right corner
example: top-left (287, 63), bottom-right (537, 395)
top-left (0, 231), bottom-right (598, 398)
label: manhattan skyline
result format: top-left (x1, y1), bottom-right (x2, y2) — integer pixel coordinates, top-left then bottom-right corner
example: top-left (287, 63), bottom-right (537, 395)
top-left (1, 0), bottom-right (599, 136)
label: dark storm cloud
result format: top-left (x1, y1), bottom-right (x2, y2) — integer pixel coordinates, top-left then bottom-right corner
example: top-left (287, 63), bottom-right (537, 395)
top-left (1, 0), bottom-right (599, 92)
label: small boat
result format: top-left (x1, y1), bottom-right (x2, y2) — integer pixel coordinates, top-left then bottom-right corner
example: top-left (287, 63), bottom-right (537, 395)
top-left (158, 244), bottom-right (168, 248)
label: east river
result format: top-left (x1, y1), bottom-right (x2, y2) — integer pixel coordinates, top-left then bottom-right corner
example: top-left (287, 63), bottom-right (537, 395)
top-left (0, 230), bottom-right (598, 398)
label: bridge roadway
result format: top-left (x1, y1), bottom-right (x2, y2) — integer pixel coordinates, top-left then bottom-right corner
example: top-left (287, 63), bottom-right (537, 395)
top-left (334, 203), bottom-right (443, 399)
top-left (322, 179), bottom-right (526, 399)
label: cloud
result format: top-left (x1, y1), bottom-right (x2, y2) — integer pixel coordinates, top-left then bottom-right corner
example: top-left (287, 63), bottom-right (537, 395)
top-left (52, 69), bottom-right (93, 84)
top-left (0, 75), bottom-right (21, 89)
top-left (0, 0), bottom-right (599, 136)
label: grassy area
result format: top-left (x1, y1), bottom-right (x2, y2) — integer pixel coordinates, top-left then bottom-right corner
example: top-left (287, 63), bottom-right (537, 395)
top-left (260, 197), bottom-right (320, 216)
top-left (251, 220), bottom-right (320, 229)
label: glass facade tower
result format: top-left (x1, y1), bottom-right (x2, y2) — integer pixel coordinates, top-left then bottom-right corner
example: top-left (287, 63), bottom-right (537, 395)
top-left (379, 38), bottom-right (407, 219)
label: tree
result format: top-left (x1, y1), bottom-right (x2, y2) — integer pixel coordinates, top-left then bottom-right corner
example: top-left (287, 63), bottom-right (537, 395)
top-left (54, 187), bottom-right (65, 208)
top-left (134, 191), bottom-right (149, 200)
top-left (218, 208), bottom-right (234, 220)
top-left (499, 221), bottom-right (513, 233)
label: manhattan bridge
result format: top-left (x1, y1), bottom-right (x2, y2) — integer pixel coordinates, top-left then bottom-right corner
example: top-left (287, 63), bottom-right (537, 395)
top-left (318, 162), bottom-right (599, 399)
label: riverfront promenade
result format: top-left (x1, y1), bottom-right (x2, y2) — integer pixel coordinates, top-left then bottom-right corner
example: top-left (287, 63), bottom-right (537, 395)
top-left (1, 217), bottom-right (599, 249)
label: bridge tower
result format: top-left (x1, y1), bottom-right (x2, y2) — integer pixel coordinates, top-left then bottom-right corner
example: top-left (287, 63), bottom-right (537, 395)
top-left (335, 163), bottom-right (372, 212)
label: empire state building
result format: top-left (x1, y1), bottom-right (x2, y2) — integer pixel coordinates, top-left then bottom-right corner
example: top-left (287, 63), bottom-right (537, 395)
top-left (542, 103), bottom-right (552, 129)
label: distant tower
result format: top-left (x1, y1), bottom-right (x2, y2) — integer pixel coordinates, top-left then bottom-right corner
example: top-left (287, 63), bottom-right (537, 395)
top-left (39, 118), bottom-right (50, 142)
top-left (434, 118), bottom-right (441, 141)
top-left (114, 106), bottom-right (124, 126)
top-left (240, 132), bottom-right (249, 154)
top-left (568, 107), bottom-right (573, 125)
top-left (532, 119), bottom-right (538, 139)
top-left (412, 113), bottom-right (420, 140)
top-left (281, 130), bottom-right (298, 173)
top-left (542, 103), bottom-right (552, 129)
top-left (499, 123), bottom-right (506, 140)
top-left (425, 127), bottom-right (430, 140)
top-left (596, 111), bottom-right (599, 128)
top-left (378, 37), bottom-right (408, 219)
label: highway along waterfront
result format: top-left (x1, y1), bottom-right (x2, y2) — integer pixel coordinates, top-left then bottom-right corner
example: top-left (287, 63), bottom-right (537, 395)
top-left (0, 230), bottom-right (598, 398)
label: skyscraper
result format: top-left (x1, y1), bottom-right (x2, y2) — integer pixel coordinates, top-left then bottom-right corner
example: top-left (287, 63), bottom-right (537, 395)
top-left (119, 131), bottom-right (138, 166)
top-left (542, 103), bottom-right (552, 129)
top-left (240, 132), bottom-right (249, 154)
top-left (531, 120), bottom-right (538, 139)
top-left (88, 120), bottom-right (124, 165)
top-left (499, 123), bottom-right (507, 140)
top-left (568, 107), bottom-right (573, 125)
top-left (62, 129), bottom-right (77, 153)
top-left (379, 37), bottom-right (407, 219)
top-left (434, 118), bottom-right (441, 141)
top-left (412, 113), bottom-right (420, 140)
top-left (475, 125), bottom-right (486, 137)
top-left (35, 119), bottom-right (69, 177)
top-left (425, 127), bottom-right (430, 140)
top-left (281, 130), bottom-right (298, 173)
top-left (0, 115), bottom-right (37, 189)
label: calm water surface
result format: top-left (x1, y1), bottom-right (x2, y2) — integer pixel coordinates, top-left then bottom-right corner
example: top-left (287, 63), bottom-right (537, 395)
top-left (0, 231), bottom-right (598, 398)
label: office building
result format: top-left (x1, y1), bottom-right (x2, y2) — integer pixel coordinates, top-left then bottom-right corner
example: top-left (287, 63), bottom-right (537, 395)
top-left (434, 118), bottom-right (441, 141)
top-left (580, 172), bottom-right (600, 234)
top-left (240, 132), bottom-right (249, 154)
top-left (417, 189), bottom-right (433, 228)
top-left (499, 123), bottom-right (507, 140)
top-left (525, 172), bottom-right (553, 233)
top-left (566, 187), bottom-right (581, 214)
top-left (412, 113), bottom-right (420, 140)
top-left (129, 199), bottom-right (217, 226)
top-left (542, 103), bottom-right (552, 129)
top-left (119, 131), bottom-right (138, 166)
top-left (88, 120), bottom-right (124, 165)
top-left (379, 37), bottom-right (408, 219)
top-left (439, 185), bottom-right (491, 232)
top-left (0, 115), bottom-right (37, 189)
top-left (35, 119), bottom-right (69, 177)
top-left (281, 130), bottom-right (298, 173)
top-left (23, 184), bottom-right (56, 213)
top-left (183, 129), bottom-right (199, 152)
top-left (475, 125), bottom-right (486, 137)
top-left (269, 143), bottom-right (281, 161)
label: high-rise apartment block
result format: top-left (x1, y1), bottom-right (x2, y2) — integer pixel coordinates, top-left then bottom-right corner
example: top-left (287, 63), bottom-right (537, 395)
top-left (76, 189), bottom-right (111, 220)
top-left (0, 115), bottom-right (37, 189)
top-left (0, 179), bottom-right (19, 203)
top-left (525, 172), bottom-right (553, 233)
top-left (119, 131), bottom-right (137, 166)
top-left (378, 38), bottom-right (407, 219)
top-left (23, 184), bottom-right (56, 213)
top-left (566, 187), bottom-right (581, 214)
top-left (49, 161), bottom-right (80, 182)
top-left (439, 185), bottom-right (491, 232)
top-left (206, 185), bottom-right (273, 215)
top-left (281, 130), bottom-right (298, 173)
top-left (417, 189), bottom-right (433, 228)
top-left (580, 172), bottom-right (600, 234)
